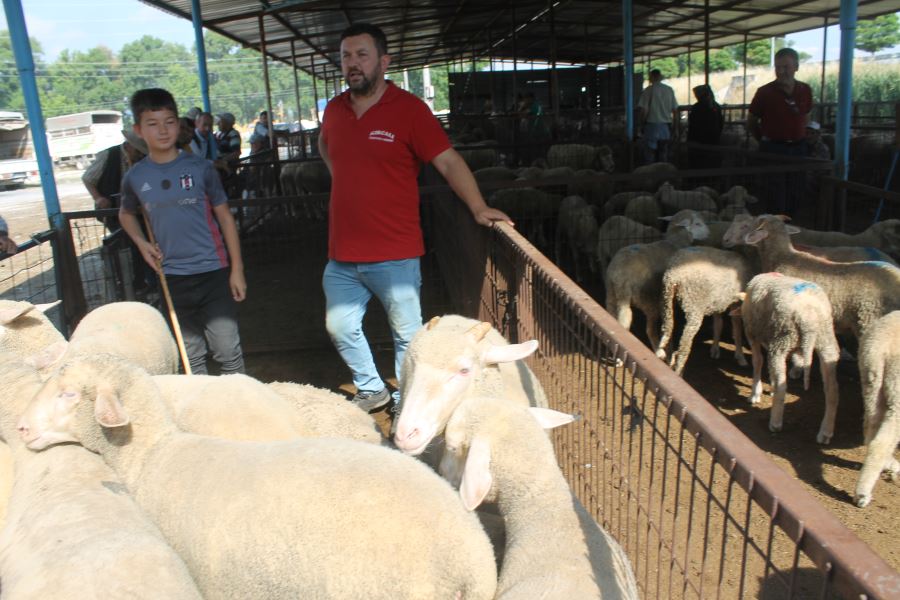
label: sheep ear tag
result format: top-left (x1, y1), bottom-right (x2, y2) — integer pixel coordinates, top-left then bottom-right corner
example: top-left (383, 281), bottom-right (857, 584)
top-left (94, 387), bottom-right (130, 428)
top-left (481, 339), bottom-right (538, 365)
top-left (460, 436), bottom-right (492, 511)
top-left (528, 407), bottom-right (576, 430)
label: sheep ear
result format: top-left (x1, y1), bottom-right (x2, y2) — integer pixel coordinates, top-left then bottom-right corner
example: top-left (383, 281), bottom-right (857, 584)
top-left (774, 214), bottom-right (791, 222)
top-left (24, 340), bottom-right (69, 370)
top-left (465, 322), bottom-right (492, 342)
top-left (0, 303), bottom-right (34, 325)
top-left (94, 386), bottom-right (130, 428)
top-left (425, 316), bottom-right (441, 330)
top-left (460, 436), bottom-right (492, 511)
top-left (34, 300), bottom-right (62, 313)
top-left (658, 215), bottom-right (674, 222)
top-left (528, 407), bottom-right (577, 430)
top-left (785, 225), bottom-right (801, 235)
top-left (482, 339), bottom-right (538, 365)
top-left (744, 229), bottom-right (768, 245)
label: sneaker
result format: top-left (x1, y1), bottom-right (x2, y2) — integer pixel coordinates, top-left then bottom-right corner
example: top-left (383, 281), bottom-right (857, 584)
top-left (352, 387), bottom-right (391, 413)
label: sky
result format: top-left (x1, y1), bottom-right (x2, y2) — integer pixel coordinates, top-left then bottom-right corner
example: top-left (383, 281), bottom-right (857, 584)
top-left (1, 1), bottom-right (898, 63)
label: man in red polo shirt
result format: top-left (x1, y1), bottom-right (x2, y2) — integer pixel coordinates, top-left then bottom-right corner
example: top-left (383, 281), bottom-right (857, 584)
top-left (748, 47), bottom-right (813, 216)
top-left (318, 22), bottom-right (512, 414)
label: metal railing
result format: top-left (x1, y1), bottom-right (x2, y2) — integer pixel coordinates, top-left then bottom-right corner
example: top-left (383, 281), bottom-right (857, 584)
top-left (429, 192), bottom-right (900, 599)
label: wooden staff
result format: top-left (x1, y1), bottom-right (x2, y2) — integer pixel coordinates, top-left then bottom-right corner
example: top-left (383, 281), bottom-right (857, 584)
top-left (140, 209), bottom-right (192, 375)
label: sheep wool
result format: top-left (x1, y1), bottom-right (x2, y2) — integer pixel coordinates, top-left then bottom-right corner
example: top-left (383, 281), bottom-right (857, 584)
top-left (19, 355), bottom-right (498, 600)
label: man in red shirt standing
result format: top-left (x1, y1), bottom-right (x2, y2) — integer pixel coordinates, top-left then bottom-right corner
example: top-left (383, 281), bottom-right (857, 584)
top-left (318, 23), bottom-right (511, 413)
top-left (748, 47), bottom-right (813, 216)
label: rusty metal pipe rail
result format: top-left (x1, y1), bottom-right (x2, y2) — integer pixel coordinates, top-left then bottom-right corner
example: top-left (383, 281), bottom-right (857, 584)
top-left (490, 221), bottom-right (900, 599)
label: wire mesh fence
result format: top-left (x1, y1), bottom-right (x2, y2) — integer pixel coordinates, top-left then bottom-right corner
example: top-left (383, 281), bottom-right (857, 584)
top-left (427, 194), bottom-right (900, 599)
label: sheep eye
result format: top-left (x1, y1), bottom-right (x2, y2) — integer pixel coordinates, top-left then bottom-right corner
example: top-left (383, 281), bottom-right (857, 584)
top-left (459, 367), bottom-right (470, 375)
top-left (62, 391), bottom-right (77, 398)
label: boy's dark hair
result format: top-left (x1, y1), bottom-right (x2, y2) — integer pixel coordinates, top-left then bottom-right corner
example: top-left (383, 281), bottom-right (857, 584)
top-left (130, 88), bottom-right (178, 123)
top-left (340, 23), bottom-right (388, 56)
top-left (775, 47), bottom-right (800, 66)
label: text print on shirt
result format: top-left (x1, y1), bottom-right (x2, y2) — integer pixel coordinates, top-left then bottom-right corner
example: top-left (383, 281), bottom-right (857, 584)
top-left (368, 130), bottom-right (395, 143)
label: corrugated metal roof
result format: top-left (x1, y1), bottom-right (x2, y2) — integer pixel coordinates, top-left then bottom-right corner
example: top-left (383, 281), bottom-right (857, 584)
top-left (138, 0), bottom-right (900, 78)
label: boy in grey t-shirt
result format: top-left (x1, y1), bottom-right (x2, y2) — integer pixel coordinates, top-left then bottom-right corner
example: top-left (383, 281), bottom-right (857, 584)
top-left (119, 88), bottom-right (246, 375)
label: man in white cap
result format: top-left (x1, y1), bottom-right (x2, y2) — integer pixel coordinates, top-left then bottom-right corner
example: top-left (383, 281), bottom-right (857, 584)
top-left (805, 121), bottom-right (830, 160)
top-left (82, 129), bottom-right (148, 225)
top-left (215, 112), bottom-right (241, 164)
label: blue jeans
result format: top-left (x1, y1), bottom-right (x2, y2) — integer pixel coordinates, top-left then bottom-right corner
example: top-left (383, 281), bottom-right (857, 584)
top-left (323, 258), bottom-right (422, 394)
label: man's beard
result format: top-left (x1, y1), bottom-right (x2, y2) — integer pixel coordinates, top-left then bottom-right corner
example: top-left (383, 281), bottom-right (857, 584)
top-left (346, 67), bottom-right (380, 96)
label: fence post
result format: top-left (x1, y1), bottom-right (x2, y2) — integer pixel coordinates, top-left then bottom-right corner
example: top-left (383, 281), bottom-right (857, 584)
top-left (51, 219), bottom-right (88, 334)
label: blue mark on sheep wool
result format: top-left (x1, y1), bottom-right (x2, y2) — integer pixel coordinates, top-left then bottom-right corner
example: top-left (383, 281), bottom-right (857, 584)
top-left (792, 281), bottom-right (818, 294)
top-left (864, 248), bottom-right (882, 261)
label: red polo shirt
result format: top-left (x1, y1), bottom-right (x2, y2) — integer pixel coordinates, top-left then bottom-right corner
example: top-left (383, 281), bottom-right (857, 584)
top-left (749, 80), bottom-right (813, 142)
top-left (321, 81), bottom-right (451, 262)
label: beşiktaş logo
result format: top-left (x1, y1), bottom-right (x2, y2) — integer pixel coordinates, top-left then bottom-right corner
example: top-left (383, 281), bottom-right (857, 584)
top-left (368, 130), bottom-right (395, 143)
top-left (179, 173), bottom-right (194, 190)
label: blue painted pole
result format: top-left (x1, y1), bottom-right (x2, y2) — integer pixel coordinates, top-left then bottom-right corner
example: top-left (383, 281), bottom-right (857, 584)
top-left (191, 0), bottom-right (211, 113)
top-left (623, 0), bottom-right (634, 141)
top-left (834, 0), bottom-right (857, 181)
top-left (2, 0), bottom-right (62, 229)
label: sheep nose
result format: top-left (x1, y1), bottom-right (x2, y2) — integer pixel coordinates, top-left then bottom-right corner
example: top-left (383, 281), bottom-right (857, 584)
top-left (394, 427), bottom-right (420, 446)
top-left (16, 421), bottom-right (32, 441)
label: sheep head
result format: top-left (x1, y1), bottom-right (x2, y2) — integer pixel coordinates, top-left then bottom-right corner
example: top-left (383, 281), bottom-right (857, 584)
top-left (393, 319), bottom-right (538, 456)
top-left (18, 357), bottom-right (130, 451)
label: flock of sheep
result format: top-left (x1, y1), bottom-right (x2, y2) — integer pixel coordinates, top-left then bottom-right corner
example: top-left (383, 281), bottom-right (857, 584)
top-left (0, 301), bottom-right (639, 598)
top-left (547, 156), bottom-right (900, 508)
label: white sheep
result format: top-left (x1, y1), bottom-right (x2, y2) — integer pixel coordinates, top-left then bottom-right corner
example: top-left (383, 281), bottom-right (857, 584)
top-left (0, 359), bottom-right (202, 599)
top-left (393, 315), bottom-right (545, 458)
top-left (631, 162), bottom-right (678, 192)
top-left (153, 374), bottom-right (383, 444)
top-left (717, 184), bottom-right (755, 220)
top-left (623, 193), bottom-right (662, 226)
top-left (555, 195), bottom-right (599, 281)
top-left (656, 182), bottom-right (719, 215)
top-left (0, 299), bottom-right (65, 365)
top-left (473, 166), bottom-right (518, 184)
top-left (600, 190), bottom-right (650, 221)
top-left (854, 310), bottom-right (900, 508)
top-left (791, 242), bottom-right (899, 267)
top-left (297, 160), bottom-right (331, 194)
top-left (37, 301), bottom-right (178, 375)
top-left (743, 216), bottom-right (900, 340)
top-left (18, 354), bottom-right (498, 600)
top-left (655, 246), bottom-right (753, 375)
top-left (443, 396), bottom-right (639, 599)
top-left (566, 169), bottom-right (613, 206)
top-left (605, 211), bottom-right (710, 350)
top-left (735, 273), bottom-right (841, 444)
top-left (595, 215), bottom-right (664, 285)
top-left (791, 219), bottom-right (900, 257)
top-left (546, 143), bottom-right (606, 171)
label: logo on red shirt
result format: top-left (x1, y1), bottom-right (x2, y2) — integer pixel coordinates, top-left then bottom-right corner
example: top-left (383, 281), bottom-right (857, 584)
top-left (368, 130), bottom-right (395, 143)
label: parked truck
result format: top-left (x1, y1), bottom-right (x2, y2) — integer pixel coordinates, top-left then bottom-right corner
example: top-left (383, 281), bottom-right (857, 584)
top-left (46, 110), bottom-right (123, 169)
top-left (0, 111), bottom-right (39, 190)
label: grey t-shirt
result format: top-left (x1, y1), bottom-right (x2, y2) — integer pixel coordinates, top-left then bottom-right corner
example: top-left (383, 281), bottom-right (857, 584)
top-left (121, 152), bottom-right (229, 276)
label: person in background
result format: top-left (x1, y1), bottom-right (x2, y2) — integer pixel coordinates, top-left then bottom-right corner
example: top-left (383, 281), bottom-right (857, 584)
top-left (189, 112), bottom-right (219, 161)
top-left (318, 22), bottom-right (512, 413)
top-left (249, 110), bottom-right (271, 154)
top-left (0, 216), bottom-right (16, 255)
top-left (119, 88), bottom-right (246, 376)
top-left (747, 47), bottom-right (812, 216)
top-left (82, 128), bottom-right (152, 292)
top-left (637, 68), bottom-right (679, 164)
top-left (177, 117), bottom-right (195, 153)
top-left (215, 112), bottom-right (242, 164)
top-left (805, 121), bottom-right (830, 160)
top-left (687, 84), bottom-right (724, 169)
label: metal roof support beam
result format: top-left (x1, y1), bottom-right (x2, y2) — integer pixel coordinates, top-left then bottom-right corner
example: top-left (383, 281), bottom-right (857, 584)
top-left (1, 0), bottom-right (62, 229)
top-left (311, 56), bottom-right (321, 126)
top-left (259, 15), bottom-right (276, 152)
top-left (623, 0), bottom-right (634, 143)
top-left (834, 0), bottom-right (856, 182)
top-left (820, 17), bottom-right (828, 112)
top-left (704, 0), bottom-right (710, 85)
top-left (549, 0), bottom-right (559, 134)
top-left (291, 40), bottom-right (303, 137)
top-left (190, 0), bottom-right (211, 113)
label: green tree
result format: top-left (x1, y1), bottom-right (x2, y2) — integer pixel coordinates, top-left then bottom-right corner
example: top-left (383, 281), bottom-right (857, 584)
top-left (649, 57), bottom-right (679, 79)
top-left (855, 14), bottom-right (900, 55)
top-left (678, 49), bottom-right (736, 75)
top-left (39, 45), bottom-right (125, 117)
top-left (0, 30), bottom-right (45, 110)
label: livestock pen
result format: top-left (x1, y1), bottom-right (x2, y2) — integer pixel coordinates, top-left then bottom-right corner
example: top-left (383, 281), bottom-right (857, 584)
top-left (7, 160), bottom-right (893, 598)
